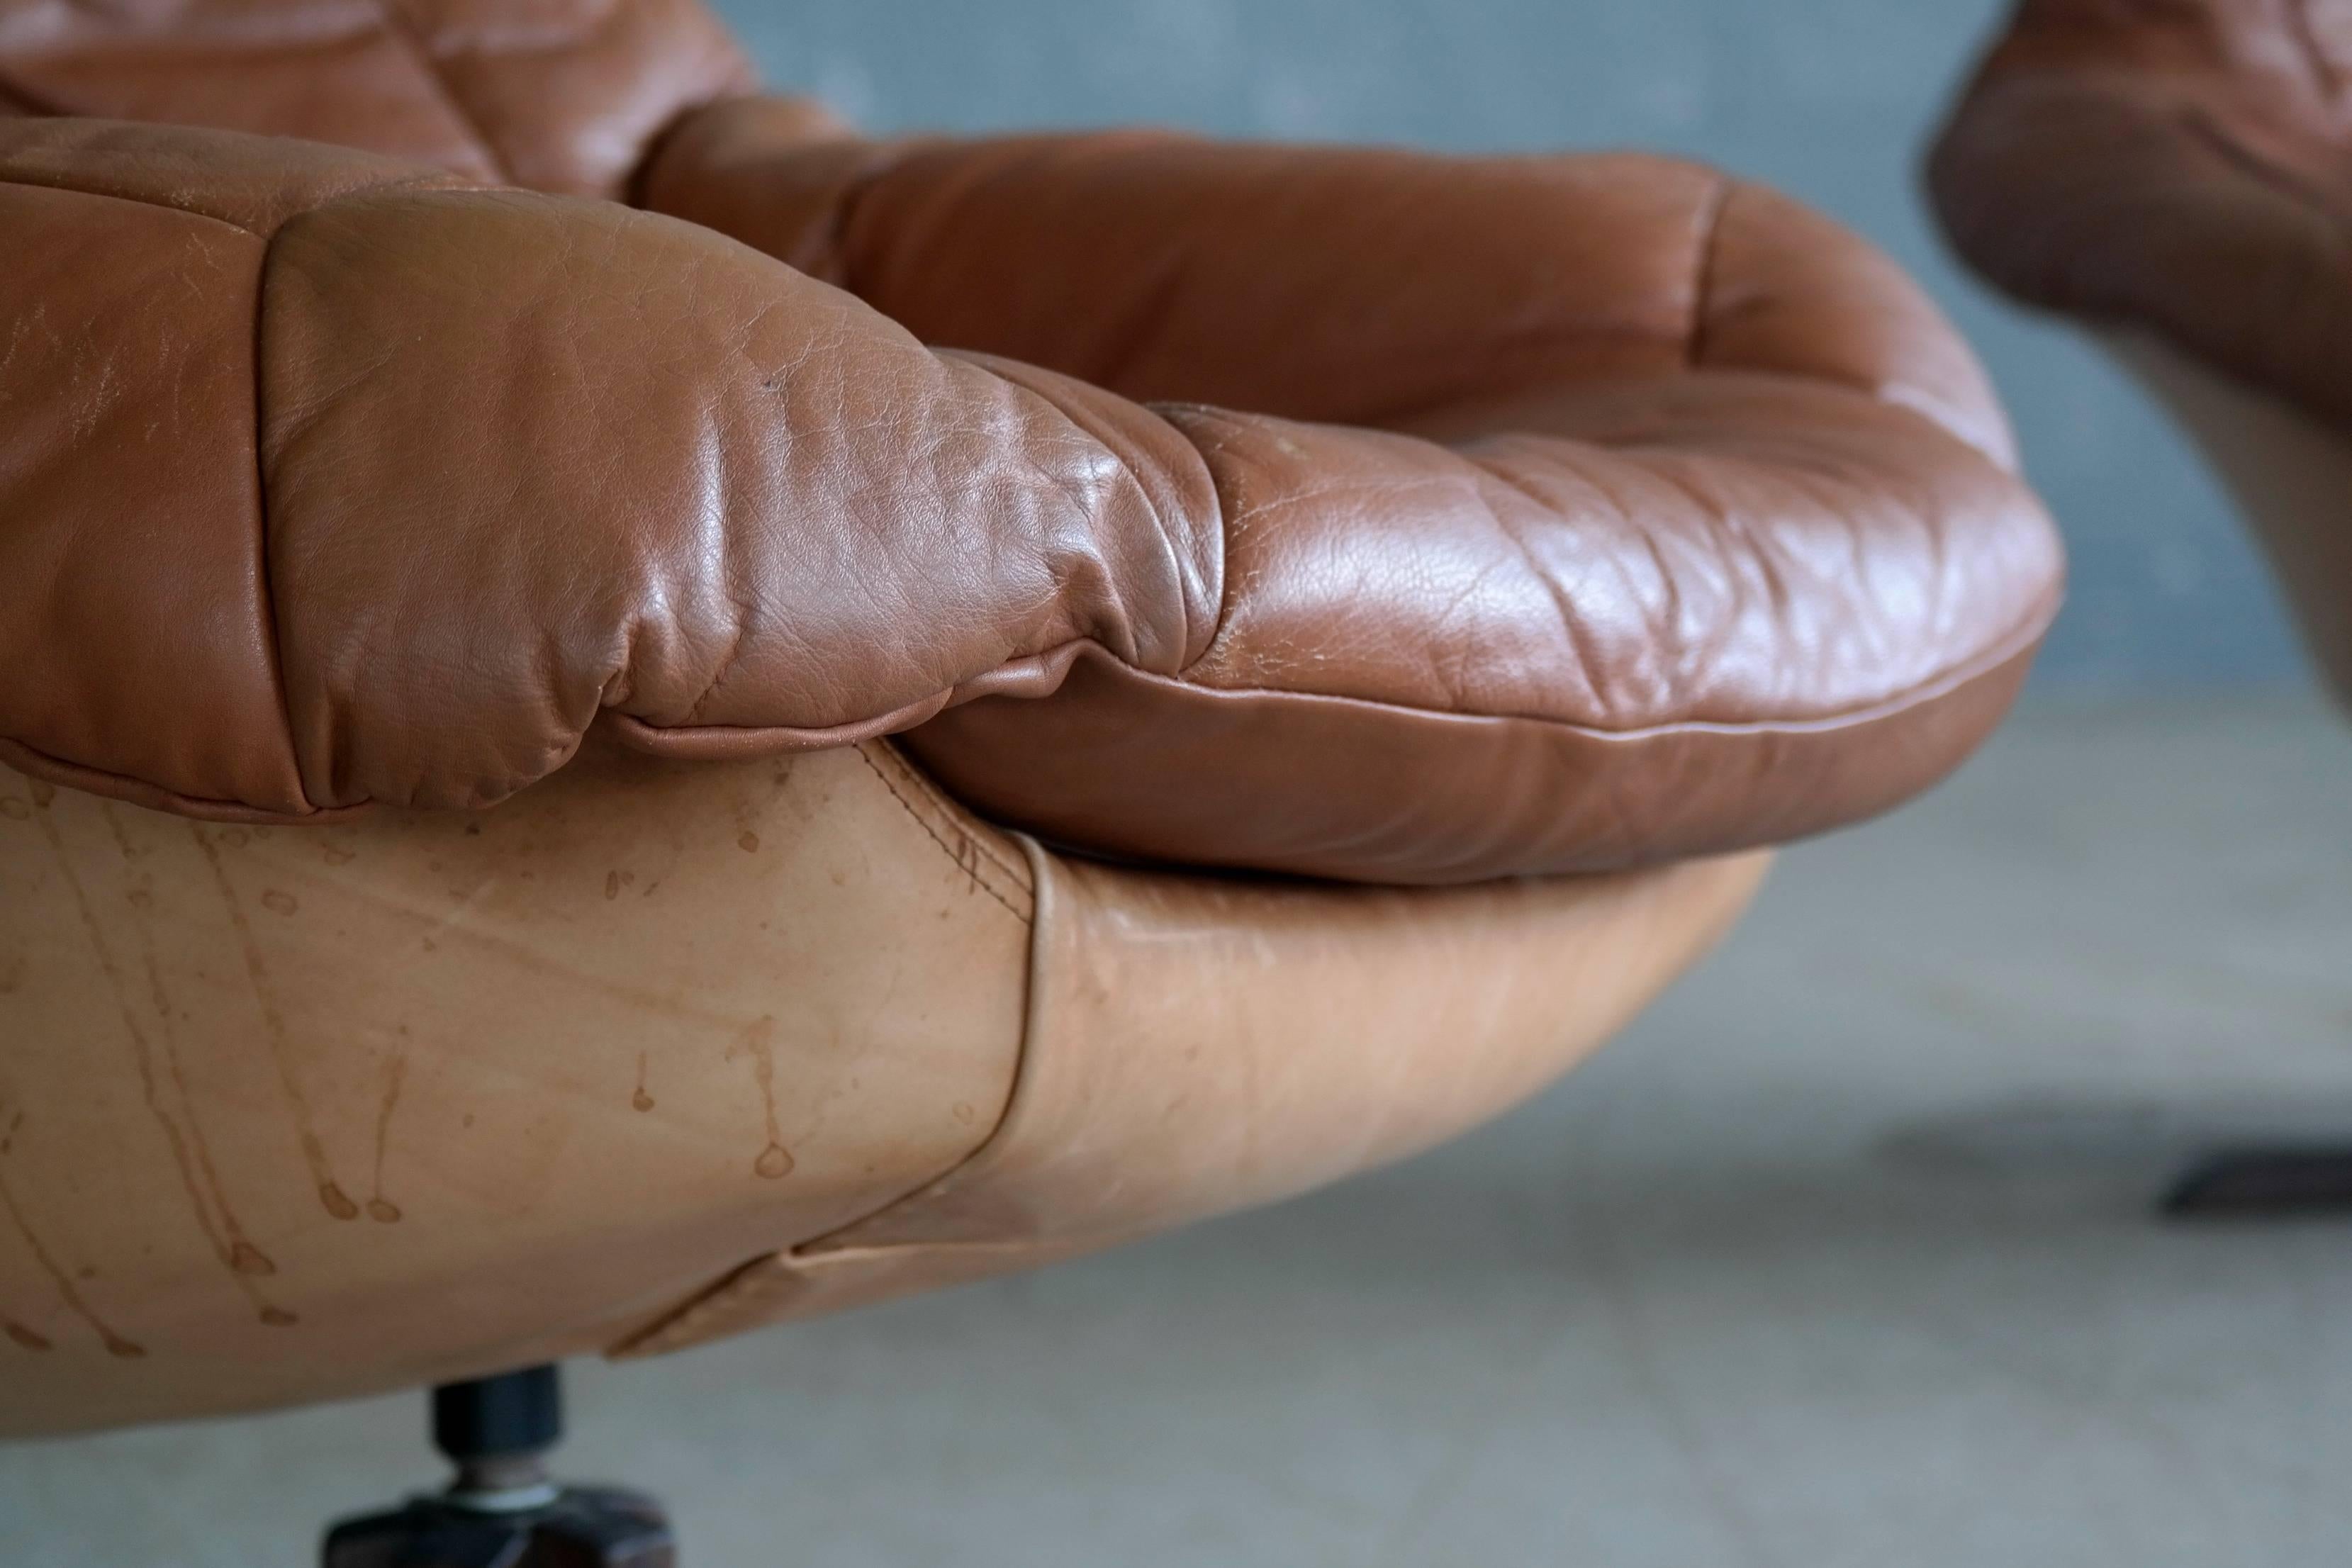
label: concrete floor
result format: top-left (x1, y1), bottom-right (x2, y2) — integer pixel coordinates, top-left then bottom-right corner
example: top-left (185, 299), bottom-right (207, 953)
top-left (6, 696), bottom-right (2352, 1567)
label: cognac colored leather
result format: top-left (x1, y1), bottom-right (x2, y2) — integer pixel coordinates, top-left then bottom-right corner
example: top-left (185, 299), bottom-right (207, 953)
top-left (1930, 0), bottom-right (2352, 698)
top-left (0, 4), bottom-right (2061, 883)
top-left (0, 0), bottom-right (2054, 1433)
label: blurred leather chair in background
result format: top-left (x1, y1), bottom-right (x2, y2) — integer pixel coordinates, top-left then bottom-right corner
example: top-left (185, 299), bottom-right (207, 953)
top-left (1933, 0), bottom-right (2352, 1214)
top-left (0, 0), bottom-right (2060, 1556)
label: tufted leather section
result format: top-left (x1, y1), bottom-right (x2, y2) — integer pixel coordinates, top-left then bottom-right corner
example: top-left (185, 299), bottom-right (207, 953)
top-left (0, 4), bottom-right (2065, 883)
top-left (0, 0), bottom-right (751, 195)
top-left (1931, 0), bottom-right (2352, 437)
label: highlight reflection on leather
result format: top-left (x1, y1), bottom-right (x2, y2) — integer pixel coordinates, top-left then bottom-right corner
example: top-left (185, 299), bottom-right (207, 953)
top-left (0, 0), bottom-right (2062, 883)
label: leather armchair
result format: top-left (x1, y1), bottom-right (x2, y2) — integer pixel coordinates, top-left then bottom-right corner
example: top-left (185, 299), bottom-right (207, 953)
top-left (1932, 0), bottom-right (2352, 704)
top-left (0, 0), bottom-right (2061, 1440)
top-left (1932, 0), bottom-right (2352, 1214)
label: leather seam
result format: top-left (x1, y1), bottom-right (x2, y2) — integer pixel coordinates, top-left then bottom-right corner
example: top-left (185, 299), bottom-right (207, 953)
top-left (614, 576), bottom-right (2054, 768)
top-left (797, 138), bottom-right (925, 284)
top-left (0, 172), bottom-right (267, 237)
top-left (852, 746), bottom-right (1031, 924)
top-left (607, 833), bottom-right (1055, 1358)
top-left (1167, 420), bottom-right (1241, 683)
top-left (248, 211), bottom-right (314, 817)
top-left (783, 829), bottom-right (1061, 1255)
top-left (373, 0), bottom-right (510, 184)
top-left (868, 743), bottom-right (1033, 894)
top-left (968, 357), bottom-right (1211, 672)
top-left (0, 737), bottom-right (362, 824)
top-left (0, 162), bottom-right (464, 236)
top-left (12, 582), bottom-right (2052, 825)
top-left (1688, 175), bottom-right (1737, 370)
top-left (1143, 585), bottom-right (2058, 737)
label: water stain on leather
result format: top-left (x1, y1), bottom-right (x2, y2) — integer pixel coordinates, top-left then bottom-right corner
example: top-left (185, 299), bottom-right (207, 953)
top-left (191, 824), bottom-right (359, 1223)
top-left (367, 1051), bottom-right (407, 1224)
top-left (730, 786), bottom-right (771, 858)
top-left (0, 797), bottom-right (28, 822)
top-left (0, 1121), bottom-right (145, 1360)
top-left (27, 780), bottom-right (54, 809)
top-left (3, 1318), bottom-right (50, 1352)
top-left (727, 1018), bottom-right (795, 1179)
top-left (260, 890), bottom-right (298, 917)
top-left (322, 843), bottom-right (357, 867)
top-left (632, 1053), bottom-right (655, 1113)
top-left (50, 807), bottom-right (291, 1321)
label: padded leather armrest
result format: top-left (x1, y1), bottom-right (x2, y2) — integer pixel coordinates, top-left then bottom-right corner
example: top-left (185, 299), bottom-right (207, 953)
top-left (0, 110), bottom-right (2060, 882)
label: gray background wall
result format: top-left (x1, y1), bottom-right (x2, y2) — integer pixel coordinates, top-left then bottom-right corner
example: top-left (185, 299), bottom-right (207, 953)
top-left (711, 0), bottom-right (2314, 695)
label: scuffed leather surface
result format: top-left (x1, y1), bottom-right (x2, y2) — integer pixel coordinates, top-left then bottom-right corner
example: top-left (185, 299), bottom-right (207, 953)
top-left (1932, 0), bottom-right (2352, 437)
top-left (0, 0), bottom-right (2063, 882)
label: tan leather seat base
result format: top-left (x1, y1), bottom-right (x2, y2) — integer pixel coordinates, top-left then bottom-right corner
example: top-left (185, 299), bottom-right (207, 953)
top-left (0, 739), bottom-right (1035, 1436)
top-left (0, 744), bottom-right (1762, 1437)
top-left (2105, 332), bottom-right (2352, 707)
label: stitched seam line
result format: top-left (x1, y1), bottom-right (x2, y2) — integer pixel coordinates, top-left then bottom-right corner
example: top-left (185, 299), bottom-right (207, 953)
top-left (872, 744), bottom-right (1031, 891)
top-left (614, 833), bottom-right (1057, 1358)
top-left (0, 737), bottom-right (355, 823)
top-left (1163, 585), bottom-right (2059, 736)
top-left (372, 0), bottom-right (510, 184)
top-left (627, 573), bottom-right (2056, 753)
top-left (853, 746), bottom-right (1030, 924)
top-left (1167, 412), bottom-right (1243, 682)
top-left (248, 211), bottom-right (313, 813)
top-left (0, 165), bottom-right (464, 235)
top-left (802, 140), bottom-right (925, 282)
top-left (0, 173), bottom-right (266, 236)
top-left (972, 356), bottom-right (1210, 673)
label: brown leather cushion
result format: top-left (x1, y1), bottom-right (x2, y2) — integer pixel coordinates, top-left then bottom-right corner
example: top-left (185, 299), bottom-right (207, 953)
top-left (0, 0), bottom-right (2063, 884)
top-left (1930, 0), bottom-right (2352, 439)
